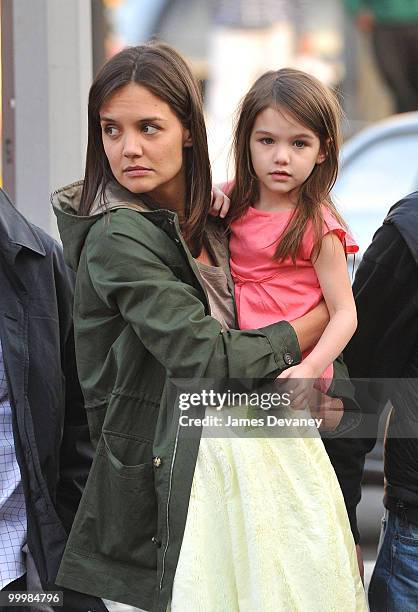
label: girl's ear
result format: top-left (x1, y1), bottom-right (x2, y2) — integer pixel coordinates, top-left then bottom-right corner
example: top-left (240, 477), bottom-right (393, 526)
top-left (316, 151), bottom-right (326, 164)
top-left (183, 128), bottom-right (193, 148)
top-left (316, 139), bottom-right (329, 165)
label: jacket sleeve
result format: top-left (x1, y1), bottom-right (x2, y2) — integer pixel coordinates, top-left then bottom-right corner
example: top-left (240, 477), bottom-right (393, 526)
top-left (52, 243), bottom-right (94, 532)
top-left (325, 222), bottom-right (416, 543)
top-left (86, 213), bottom-right (301, 381)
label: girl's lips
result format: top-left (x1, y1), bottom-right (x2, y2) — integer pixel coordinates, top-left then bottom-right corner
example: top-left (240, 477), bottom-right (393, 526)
top-left (270, 171), bottom-right (292, 180)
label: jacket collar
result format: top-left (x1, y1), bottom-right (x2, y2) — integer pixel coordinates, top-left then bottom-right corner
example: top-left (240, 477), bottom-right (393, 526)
top-left (51, 179), bottom-right (151, 216)
top-left (0, 189), bottom-right (46, 264)
top-left (52, 180), bottom-right (170, 271)
top-left (52, 179), bottom-right (231, 273)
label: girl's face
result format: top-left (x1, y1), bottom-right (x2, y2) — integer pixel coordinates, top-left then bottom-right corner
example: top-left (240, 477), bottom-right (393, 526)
top-left (249, 105), bottom-right (326, 206)
top-left (100, 83), bottom-right (192, 207)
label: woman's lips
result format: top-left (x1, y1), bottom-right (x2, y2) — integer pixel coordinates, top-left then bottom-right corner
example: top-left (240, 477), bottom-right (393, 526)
top-left (123, 167), bottom-right (153, 177)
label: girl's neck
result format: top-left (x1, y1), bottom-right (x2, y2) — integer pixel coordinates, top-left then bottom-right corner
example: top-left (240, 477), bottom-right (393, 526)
top-left (254, 185), bottom-right (298, 213)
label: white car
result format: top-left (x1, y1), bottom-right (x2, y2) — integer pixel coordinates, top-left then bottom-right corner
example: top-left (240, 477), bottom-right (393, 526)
top-left (333, 111), bottom-right (418, 258)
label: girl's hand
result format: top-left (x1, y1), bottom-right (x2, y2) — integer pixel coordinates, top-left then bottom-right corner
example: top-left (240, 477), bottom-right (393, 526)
top-left (209, 186), bottom-right (230, 218)
top-left (276, 363), bottom-right (317, 410)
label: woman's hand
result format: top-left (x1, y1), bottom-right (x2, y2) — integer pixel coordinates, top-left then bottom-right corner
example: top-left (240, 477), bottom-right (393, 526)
top-left (356, 544), bottom-right (365, 584)
top-left (312, 393), bottom-right (344, 432)
top-left (209, 185), bottom-right (230, 218)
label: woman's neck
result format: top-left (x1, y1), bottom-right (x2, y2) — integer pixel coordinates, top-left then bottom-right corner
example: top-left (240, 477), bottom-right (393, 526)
top-left (147, 169), bottom-right (187, 219)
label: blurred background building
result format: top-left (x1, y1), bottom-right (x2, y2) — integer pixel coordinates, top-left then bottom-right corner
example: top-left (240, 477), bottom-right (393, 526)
top-left (0, 0), bottom-right (407, 237)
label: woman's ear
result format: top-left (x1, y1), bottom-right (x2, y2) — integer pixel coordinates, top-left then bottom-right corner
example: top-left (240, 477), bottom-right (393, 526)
top-left (183, 128), bottom-right (193, 148)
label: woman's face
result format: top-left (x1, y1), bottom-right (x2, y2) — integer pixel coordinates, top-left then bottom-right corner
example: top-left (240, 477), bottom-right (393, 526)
top-left (100, 83), bottom-right (192, 207)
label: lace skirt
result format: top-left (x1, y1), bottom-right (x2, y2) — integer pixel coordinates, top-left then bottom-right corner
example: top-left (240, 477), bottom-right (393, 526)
top-left (169, 415), bottom-right (368, 612)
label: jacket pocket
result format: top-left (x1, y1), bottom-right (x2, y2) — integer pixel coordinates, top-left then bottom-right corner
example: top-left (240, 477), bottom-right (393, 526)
top-left (70, 432), bottom-right (157, 569)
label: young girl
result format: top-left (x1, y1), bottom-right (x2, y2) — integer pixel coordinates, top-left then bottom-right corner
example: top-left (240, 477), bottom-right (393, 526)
top-left (171, 69), bottom-right (367, 611)
top-left (228, 68), bottom-right (358, 396)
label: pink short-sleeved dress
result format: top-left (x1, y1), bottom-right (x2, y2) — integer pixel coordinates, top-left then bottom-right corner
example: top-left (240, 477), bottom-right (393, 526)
top-left (230, 204), bottom-right (358, 389)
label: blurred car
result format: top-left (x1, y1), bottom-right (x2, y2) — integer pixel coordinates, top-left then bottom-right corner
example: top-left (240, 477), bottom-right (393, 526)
top-left (333, 111), bottom-right (418, 260)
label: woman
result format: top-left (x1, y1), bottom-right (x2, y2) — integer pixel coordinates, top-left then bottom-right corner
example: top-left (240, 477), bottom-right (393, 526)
top-left (52, 43), bottom-right (356, 612)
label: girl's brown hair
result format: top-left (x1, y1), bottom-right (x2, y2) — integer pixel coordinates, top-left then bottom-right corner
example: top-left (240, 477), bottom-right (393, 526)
top-left (79, 42), bottom-right (212, 257)
top-left (228, 68), bottom-right (346, 262)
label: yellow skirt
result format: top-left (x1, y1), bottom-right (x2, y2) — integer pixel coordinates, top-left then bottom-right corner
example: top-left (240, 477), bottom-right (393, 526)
top-left (170, 413), bottom-right (368, 612)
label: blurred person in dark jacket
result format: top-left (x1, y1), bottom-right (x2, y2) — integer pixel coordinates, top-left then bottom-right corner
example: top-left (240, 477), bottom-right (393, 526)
top-left (345, 0), bottom-right (418, 112)
top-left (325, 192), bottom-right (418, 611)
top-left (0, 189), bottom-right (107, 612)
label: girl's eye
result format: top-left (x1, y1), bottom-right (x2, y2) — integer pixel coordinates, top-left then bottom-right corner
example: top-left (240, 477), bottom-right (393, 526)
top-left (103, 125), bottom-right (119, 137)
top-left (293, 140), bottom-right (306, 148)
top-left (142, 124), bottom-right (158, 135)
top-left (260, 137), bottom-right (274, 145)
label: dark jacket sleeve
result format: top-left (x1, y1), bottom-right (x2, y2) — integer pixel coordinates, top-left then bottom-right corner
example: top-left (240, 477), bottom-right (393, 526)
top-left (324, 222), bottom-right (417, 543)
top-left (52, 243), bottom-right (94, 532)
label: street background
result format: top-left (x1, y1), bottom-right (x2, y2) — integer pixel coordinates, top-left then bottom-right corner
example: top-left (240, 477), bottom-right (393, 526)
top-left (2, 1), bottom-right (415, 610)
top-left (0, 0), bottom-right (402, 237)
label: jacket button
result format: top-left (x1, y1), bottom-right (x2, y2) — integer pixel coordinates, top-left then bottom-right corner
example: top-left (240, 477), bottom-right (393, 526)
top-left (153, 456), bottom-right (162, 468)
top-left (174, 237), bottom-right (180, 244)
top-left (283, 352), bottom-right (294, 366)
top-left (152, 536), bottom-right (162, 548)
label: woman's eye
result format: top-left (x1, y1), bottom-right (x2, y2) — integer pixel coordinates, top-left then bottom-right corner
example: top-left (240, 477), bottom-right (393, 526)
top-left (260, 137), bottom-right (274, 145)
top-left (103, 125), bottom-right (119, 137)
top-left (142, 124), bottom-right (158, 135)
top-left (293, 140), bottom-right (306, 148)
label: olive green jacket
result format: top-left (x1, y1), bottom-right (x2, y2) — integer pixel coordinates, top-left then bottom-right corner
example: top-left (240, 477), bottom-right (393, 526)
top-left (52, 180), bottom-right (305, 611)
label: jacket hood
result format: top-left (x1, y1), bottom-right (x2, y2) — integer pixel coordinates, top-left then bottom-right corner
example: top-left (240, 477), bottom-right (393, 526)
top-left (384, 191), bottom-right (418, 267)
top-left (51, 180), bottom-right (150, 271)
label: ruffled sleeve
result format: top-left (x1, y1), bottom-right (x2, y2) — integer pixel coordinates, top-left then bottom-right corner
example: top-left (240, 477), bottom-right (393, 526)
top-left (302, 205), bottom-right (359, 260)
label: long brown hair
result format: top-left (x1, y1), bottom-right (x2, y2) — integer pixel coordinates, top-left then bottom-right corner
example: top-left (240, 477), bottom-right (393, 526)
top-left (79, 42), bottom-right (212, 257)
top-left (228, 68), bottom-right (346, 262)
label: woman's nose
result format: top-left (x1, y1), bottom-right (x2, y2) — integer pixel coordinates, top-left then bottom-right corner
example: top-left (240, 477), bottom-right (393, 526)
top-left (123, 133), bottom-right (144, 158)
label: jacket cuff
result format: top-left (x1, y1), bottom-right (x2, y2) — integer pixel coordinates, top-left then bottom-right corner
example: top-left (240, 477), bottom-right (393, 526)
top-left (258, 320), bottom-right (302, 374)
